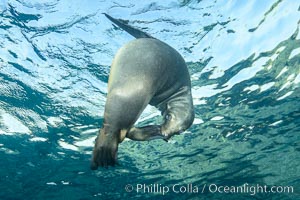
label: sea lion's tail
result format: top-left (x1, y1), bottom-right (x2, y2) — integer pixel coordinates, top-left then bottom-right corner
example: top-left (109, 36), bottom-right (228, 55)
top-left (104, 13), bottom-right (154, 39)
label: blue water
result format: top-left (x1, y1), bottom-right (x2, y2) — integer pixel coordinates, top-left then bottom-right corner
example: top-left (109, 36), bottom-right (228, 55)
top-left (0, 0), bottom-right (299, 199)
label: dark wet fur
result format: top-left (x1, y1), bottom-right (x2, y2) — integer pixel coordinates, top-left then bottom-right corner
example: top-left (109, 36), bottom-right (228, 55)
top-left (91, 14), bottom-right (158, 170)
top-left (91, 14), bottom-right (173, 169)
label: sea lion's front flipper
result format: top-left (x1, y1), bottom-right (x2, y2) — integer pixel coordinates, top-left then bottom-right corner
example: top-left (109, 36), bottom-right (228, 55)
top-left (126, 125), bottom-right (168, 142)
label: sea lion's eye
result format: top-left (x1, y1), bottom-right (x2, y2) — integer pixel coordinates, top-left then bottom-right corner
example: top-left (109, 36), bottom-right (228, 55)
top-left (166, 113), bottom-right (172, 121)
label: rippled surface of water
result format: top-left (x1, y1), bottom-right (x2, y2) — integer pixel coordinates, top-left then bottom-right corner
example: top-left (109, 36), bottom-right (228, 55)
top-left (0, 0), bottom-right (299, 199)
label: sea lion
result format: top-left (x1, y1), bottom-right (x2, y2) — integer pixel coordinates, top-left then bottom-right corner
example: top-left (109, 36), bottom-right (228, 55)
top-left (91, 14), bottom-right (194, 169)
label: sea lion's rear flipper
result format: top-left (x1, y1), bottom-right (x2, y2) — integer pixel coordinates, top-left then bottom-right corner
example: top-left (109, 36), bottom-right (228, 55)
top-left (104, 13), bottom-right (155, 39)
top-left (126, 125), bottom-right (168, 142)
